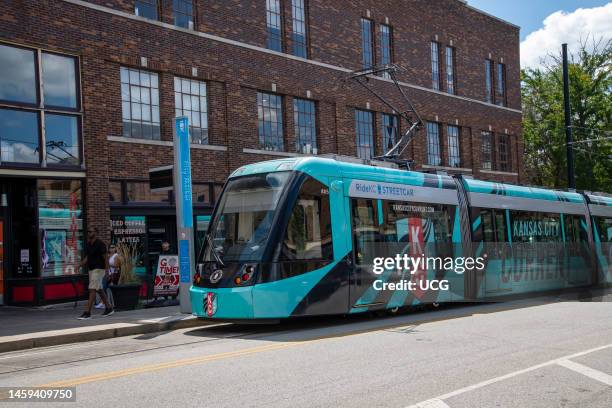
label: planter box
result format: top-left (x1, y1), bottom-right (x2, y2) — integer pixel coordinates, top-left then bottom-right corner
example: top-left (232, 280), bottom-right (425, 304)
top-left (109, 284), bottom-right (141, 310)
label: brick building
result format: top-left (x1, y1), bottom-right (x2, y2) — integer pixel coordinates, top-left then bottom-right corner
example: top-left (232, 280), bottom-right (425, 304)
top-left (0, 0), bottom-right (522, 305)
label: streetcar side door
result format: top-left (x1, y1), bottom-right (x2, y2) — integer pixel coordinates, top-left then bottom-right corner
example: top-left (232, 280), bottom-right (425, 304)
top-left (348, 196), bottom-right (385, 310)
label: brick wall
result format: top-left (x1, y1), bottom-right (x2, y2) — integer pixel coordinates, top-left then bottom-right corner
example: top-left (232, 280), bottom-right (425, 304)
top-left (0, 0), bottom-right (523, 237)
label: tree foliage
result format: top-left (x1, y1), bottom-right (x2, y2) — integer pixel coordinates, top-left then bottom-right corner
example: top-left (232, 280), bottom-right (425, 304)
top-left (521, 38), bottom-right (612, 193)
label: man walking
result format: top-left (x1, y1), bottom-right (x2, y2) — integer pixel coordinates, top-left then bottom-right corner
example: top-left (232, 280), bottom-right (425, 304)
top-left (78, 227), bottom-right (114, 319)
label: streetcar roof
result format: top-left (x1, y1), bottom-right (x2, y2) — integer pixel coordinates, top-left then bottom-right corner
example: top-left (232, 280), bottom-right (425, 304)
top-left (587, 194), bottom-right (612, 207)
top-left (463, 178), bottom-right (585, 204)
top-left (228, 157), bottom-right (602, 211)
top-left (229, 156), bottom-right (456, 189)
top-left (587, 193), bottom-right (612, 217)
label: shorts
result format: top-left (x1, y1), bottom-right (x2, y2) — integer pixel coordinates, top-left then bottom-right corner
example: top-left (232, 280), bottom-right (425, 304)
top-left (88, 269), bottom-right (106, 290)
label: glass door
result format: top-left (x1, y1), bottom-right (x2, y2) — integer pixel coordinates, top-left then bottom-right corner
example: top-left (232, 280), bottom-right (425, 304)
top-left (146, 216), bottom-right (177, 274)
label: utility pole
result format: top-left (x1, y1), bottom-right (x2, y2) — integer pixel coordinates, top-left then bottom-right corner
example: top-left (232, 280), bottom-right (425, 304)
top-left (562, 43), bottom-right (575, 189)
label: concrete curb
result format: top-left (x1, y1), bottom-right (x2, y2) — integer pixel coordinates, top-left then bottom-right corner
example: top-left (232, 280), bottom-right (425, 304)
top-left (0, 316), bottom-right (211, 354)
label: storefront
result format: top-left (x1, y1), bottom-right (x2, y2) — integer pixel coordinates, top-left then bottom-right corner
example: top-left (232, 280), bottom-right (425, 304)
top-left (0, 41), bottom-right (86, 305)
top-left (1, 177), bottom-right (86, 305)
top-left (109, 178), bottom-right (219, 298)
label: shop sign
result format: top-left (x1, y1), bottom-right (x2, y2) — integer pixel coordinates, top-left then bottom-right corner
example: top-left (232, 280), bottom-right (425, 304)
top-left (153, 255), bottom-right (180, 297)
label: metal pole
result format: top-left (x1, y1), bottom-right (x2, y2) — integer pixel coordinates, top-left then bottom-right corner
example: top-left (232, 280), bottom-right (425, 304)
top-left (173, 117), bottom-right (195, 313)
top-left (562, 43), bottom-right (575, 189)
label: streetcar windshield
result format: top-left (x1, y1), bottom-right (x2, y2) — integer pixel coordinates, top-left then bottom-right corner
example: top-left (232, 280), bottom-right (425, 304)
top-left (204, 172), bottom-right (291, 262)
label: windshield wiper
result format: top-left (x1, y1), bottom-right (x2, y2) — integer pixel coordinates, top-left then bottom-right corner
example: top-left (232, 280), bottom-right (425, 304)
top-left (206, 234), bottom-right (225, 267)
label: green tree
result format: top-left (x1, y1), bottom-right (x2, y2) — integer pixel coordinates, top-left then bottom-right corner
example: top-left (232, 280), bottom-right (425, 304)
top-left (522, 39), bottom-right (612, 192)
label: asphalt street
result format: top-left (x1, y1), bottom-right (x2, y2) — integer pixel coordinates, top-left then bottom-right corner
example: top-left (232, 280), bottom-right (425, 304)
top-left (1, 297), bottom-right (611, 407)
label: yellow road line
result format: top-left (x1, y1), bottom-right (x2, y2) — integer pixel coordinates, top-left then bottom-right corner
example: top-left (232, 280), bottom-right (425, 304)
top-left (36, 319), bottom-right (399, 388)
top-left (39, 340), bottom-right (316, 388)
top-left (34, 301), bottom-right (544, 388)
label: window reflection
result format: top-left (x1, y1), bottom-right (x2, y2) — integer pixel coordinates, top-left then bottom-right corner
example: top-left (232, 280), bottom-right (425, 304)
top-left (0, 108), bottom-right (40, 164)
top-left (45, 114), bottom-right (79, 166)
top-left (127, 182), bottom-right (170, 203)
top-left (42, 53), bottom-right (78, 109)
top-left (0, 43), bottom-right (82, 168)
top-left (0, 44), bottom-right (37, 105)
top-left (38, 179), bottom-right (83, 277)
top-left (109, 181), bottom-right (123, 203)
top-left (192, 184), bottom-right (211, 205)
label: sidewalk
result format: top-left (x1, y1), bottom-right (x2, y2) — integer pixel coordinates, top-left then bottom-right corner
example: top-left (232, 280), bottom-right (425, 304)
top-left (0, 301), bottom-right (211, 354)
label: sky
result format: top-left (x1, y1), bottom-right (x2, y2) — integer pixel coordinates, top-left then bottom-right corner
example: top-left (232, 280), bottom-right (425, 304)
top-left (467, 0), bottom-right (612, 68)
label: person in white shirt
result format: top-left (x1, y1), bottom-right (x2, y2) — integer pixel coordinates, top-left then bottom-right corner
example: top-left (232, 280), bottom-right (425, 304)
top-left (95, 244), bottom-right (122, 309)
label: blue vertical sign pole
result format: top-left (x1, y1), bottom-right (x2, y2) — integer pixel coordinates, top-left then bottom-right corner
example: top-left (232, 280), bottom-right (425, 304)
top-left (173, 116), bottom-right (195, 313)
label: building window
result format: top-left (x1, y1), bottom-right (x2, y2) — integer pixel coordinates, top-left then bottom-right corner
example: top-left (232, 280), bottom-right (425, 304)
top-left (0, 43), bottom-right (37, 105)
top-left (355, 109), bottom-right (374, 160)
top-left (291, 0), bottom-right (308, 58)
top-left (126, 181), bottom-right (170, 203)
top-left (45, 114), bottom-right (80, 166)
top-left (379, 24), bottom-right (392, 78)
top-left (381, 113), bottom-right (398, 152)
top-left (266, 0), bottom-right (283, 52)
top-left (445, 46), bottom-right (455, 94)
top-left (485, 59), bottom-right (494, 104)
top-left (173, 0), bottom-right (194, 29)
top-left (361, 18), bottom-right (374, 69)
top-left (38, 179), bottom-right (84, 277)
top-left (192, 183), bottom-right (212, 205)
top-left (496, 63), bottom-right (506, 106)
top-left (426, 122), bottom-right (441, 166)
top-left (447, 125), bottom-right (460, 168)
top-left (431, 42), bottom-right (440, 91)
top-left (0, 43), bottom-right (82, 167)
top-left (135, 0), bottom-right (158, 20)
top-left (42, 52), bottom-right (78, 109)
top-left (499, 134), bottom-right (509, 171)
top-left (174, 77), bottom-right (208, 144)
top-left (257, 92), bottom-right (284, 151)
top-left (481, 131), bottom-right (493, 170)
top-left (294, 98), bottom-right (317, 154)
top-left (0, 108), bottom-right (39, 164)
top-left (109, 181), bottom-right (123, 204)
top-left (121, 67), bottom-right (160, 140)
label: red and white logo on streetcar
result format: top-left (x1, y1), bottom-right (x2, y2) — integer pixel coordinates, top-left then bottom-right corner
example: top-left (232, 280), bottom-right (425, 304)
top-left (206, 292), bottom-right (217, 317)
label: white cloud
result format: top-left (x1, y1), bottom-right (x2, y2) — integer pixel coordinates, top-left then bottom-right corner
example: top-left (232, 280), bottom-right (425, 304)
top-left (520, 3), bottom-right (612, 69)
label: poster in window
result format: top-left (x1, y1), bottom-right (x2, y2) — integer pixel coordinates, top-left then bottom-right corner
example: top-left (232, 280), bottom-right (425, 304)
top-left (111, 215), bottom-right (146, 275)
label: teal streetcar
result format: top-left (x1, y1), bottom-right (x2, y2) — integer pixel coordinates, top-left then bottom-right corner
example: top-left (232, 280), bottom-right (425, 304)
top-left (190, 156), bottom-right (612, 320)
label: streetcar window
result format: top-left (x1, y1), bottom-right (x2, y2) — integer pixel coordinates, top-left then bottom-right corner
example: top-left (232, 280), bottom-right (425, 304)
top-left (383, 201), bottom-right (452, 244)
top-left (508, 210), bottom-right (562, 243)
top-left (495, 211), bottom-right (508, 242)
top-left (280, 177), bottom-right (333, 261)
top-left (564, 215), bottom-right (588, 243)
top-left (204, 172), bottom-right (291, 262)
top-left (594, 217), bottom-right (612, 243)
top-left (480, 209), bottom-right (507, 242)
top-left (352, 199), bottom-right (379, 265)
top-left (480, 210), bottom-right (495, 242)
top-left (352, 198), bottom-right (454, 265)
